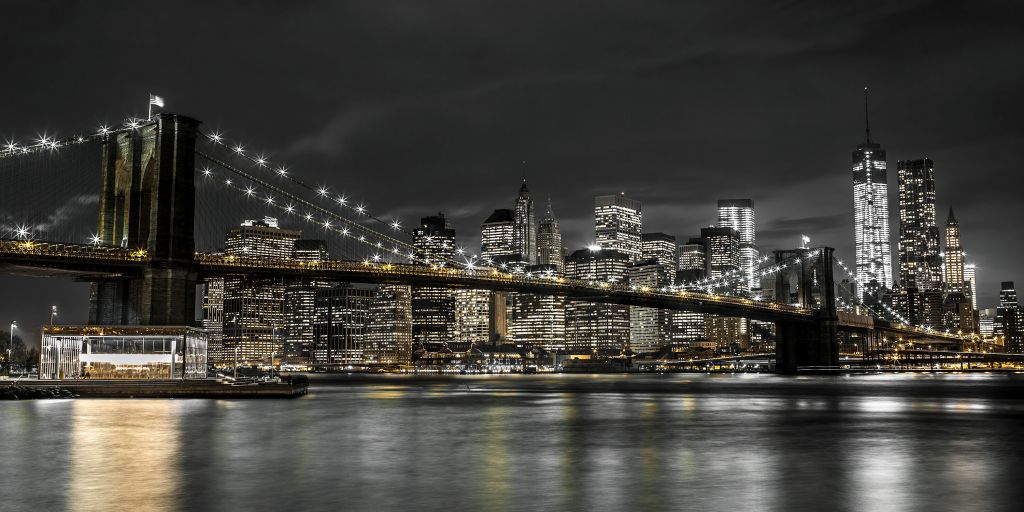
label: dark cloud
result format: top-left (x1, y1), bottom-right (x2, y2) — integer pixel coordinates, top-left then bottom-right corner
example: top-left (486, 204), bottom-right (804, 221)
top-left (2, 0), bottom-right (1023, 342)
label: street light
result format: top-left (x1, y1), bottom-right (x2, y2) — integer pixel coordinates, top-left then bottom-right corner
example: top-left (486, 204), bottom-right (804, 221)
top-left (8, 321), bottom-right (16, 376)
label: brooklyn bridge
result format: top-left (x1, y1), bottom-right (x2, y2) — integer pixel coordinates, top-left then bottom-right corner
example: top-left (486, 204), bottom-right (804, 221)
top-left (0, 113), bottom-right (976, 372)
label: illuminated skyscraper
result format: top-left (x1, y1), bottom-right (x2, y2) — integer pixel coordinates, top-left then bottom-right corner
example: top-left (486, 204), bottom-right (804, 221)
top-left (717, 199), bottom-right (757, 292)
top-left (964, 262), bottom-right (978, 310)
top-left (222, 218), bottom-right (301, 364)
top-left (201, 277), bottom-right (225, 364)
top-left (481, 209), bottom-right (516, 262)
top-left (629, 258), bottom-right (674, 353)
top-left (641, 232), bottom-right (677, 276)
top-left (412, 214), bottom-right (456, 343)
top-left (564, 248), bottom-right (630, 353)
top-left (283, 240), bottom-right (332, 363)
top-left (852, 88), bottom-right (893, 299)
top-left (537, 197), bottom-right (564, 272)
top-left (454, 289), bottom-right (491, 344)
top-left (508, 264), bottom-right (566, 351)
top-left (943, 208), bottom-right (965, 294)
top-left (896, 159), bottom-right (942, 291)
top-left (365, 285), bottom-right (413, 364)
top-left (313, 285), bottom-right (373, 365)
top-left (678, 239), bottom-right (707, 285)
top-left (513, 180), bottom-right (537, 264)
top-left (995, 282), bottom-right (1022, 352)
top-left (701, 226), bottom-right (745, 347)
top-left (594, 193), bottom-right (642, 262)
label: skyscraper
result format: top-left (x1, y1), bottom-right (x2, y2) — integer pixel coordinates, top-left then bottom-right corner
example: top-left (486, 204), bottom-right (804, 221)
top-left (628, 258), bottom-right (674, 353)
top-left (537, 197), bottom-right (564, 272)
top-left (995, 282), bottom-right (1022, 352)
top-left (641, 232), bottom-right (678, 275)
top-left (513, 180), bottom-right (537, 264)
top-left (201, 278), bottom-right (225, 364)
top-left (222, 218), bottom-right (301, 364)
top-left (481, 209), bottom-right (516, 262)
top-left (564, 248), bottom-right (630, 353)
top-left (594, 193), bottom-right (642, 262)
top-left (964, 262), bottom-right (978, 310)
top-left (852, 88), bottom-right (893, 299)
top-left (943, 208), bottom-right (965, 294)
top-left (717, 199), bottom-right (757, 292)
top-left (313, 285), bottom-right (373, 366)
top-left (283, 239), bottom-right (333, 363)
top-left (412, 214), bottom-right (456, 343)
top-left (507, 264), bottom-right (566, 351)
top-left (701, 226), bottom-right (745, 347)
top-left (677, 239), bottom-right (707, 285)
top-left (364, 285), bottom-right (413, 365)
top-left (896, 159), bottom-right (942, 291)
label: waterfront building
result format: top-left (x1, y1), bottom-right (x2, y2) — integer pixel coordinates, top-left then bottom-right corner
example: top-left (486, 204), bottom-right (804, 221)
top-left (717, 199), bottom-right (758, 292)
top-left (201, 277), bottom-right (225, 364)
top-left (594, 193), bottom-right (642, 262)
top-left (222, 218), bottom-right (300, 364)
top-left (40, 326), bottom-right (207, 380)
top-left (454, 289), bottom-right (491, 344)
top-left (312, 285), bottom-right (373, 366)
top-left (507, 264), bottom-right (566, 351)
top-left (629, 258), bottom-right (674, 353)
top-left (896, 158), bottom-right (942, 292)
top-left (943, 208), bottom-right (966, 294)
top-left (537, 197), bottom-right (564, 272)
top-left (996, 282), bottom-right (1022, 352)
top-left (365, 285), bottom-right (413, 365)
top-left (513, 180), bottom-right (537, 264)
top-left (412, 214), bottom-right (456, 343)
top-left (564, 248), bottom-right (630, 353)
top-left (852, 89), bottom-right (893, 299)
top-left (283, 239), bottom-right (333, 363)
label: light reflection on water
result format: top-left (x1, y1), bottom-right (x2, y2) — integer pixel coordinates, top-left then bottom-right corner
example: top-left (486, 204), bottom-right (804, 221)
top-left (1, 373), bottom-right (1022, 512)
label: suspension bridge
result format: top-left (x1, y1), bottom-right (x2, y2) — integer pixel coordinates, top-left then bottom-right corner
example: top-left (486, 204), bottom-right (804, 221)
top-left (0, 113), bottom-right (973, 373)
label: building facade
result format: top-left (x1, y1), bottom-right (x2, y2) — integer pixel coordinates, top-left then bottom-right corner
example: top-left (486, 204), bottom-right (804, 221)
top-left (513, 181), bottom-right (537, 264)
top-left (564, 248), bottom-right (630, 353)
top-left (943, 208), bottom-right (966, 294)
top-left (717, 199), bottom-right (758, 292)
top-left (312, 286), bottom-right (373, 366)
top-left (537, 197), bottom-right (564, 272)
top-left (412, 214), bottom-right (456, 343)
top-left (594, 194), bottom-right (642, 262)
top-left (896, 159), bottom-right (942, 292)
top-left (852, 99), bottom-right (893, 299)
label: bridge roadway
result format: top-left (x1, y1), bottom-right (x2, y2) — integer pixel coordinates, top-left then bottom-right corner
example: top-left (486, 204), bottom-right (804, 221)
top-left (0, 239), bottom-right (970, 342)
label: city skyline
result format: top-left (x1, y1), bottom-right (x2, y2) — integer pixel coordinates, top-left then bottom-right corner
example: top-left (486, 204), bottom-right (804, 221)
top-left (1, 1), bottom-right (1023, 341)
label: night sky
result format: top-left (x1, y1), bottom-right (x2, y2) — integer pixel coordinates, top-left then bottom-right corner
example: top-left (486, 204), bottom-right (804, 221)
top-left (2, 1), bottom-right (1023, 342)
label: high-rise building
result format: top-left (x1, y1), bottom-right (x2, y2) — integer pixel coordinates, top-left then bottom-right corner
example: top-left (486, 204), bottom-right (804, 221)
top-left (629, 258), bottom-right (674, 353)
top-left (312, 285), bottom-right (373, 366)
top-left (701, 226), bottom-right (745, 347)
top-left (564, 248), bottom-right (630, 353)
top-left (594, 193), bottom-right (642, 262)
top-left (979, 308), bottom-right (996, 341)
top-left (222, 218), bottom-right (301, 364)
top-left (365, 285), bottom-right (413, 365)
top-left (508, 264), bottom-right (566, 351)
top-left (943, 208), bottom-right (965, 294)
top-left (513, 180), bottom-right (537, 264)
top-left (717, 199), bottom-right (758, 292)
top-left (454, 289), bottom-right (491, 344)
top-left (481, 209), bottom-right (516, 262)
top-left (642, 232), bottom-right (677, 277)
top-left (996, 282), bottom-right (1022, 352)
top-left (201, 277), bottom-right (225, 364)
top-left (537, 197), bottom-right (564, 272)
top-left (964, 262), bottom-right (978, 311)
top-left (896, 159), bottom-right (942, 291)
top-left (412, 214), bottom-right (456, 343)
top-left (678, 239), bottom-right (707, 285)
top-left (852, 89), bottom-right (893, 299)
top-left (283, 240), bottom-right (332, 363)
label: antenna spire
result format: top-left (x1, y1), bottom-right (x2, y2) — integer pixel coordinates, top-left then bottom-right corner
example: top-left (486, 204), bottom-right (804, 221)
top-left (863, 86), bottom-right (871, 144)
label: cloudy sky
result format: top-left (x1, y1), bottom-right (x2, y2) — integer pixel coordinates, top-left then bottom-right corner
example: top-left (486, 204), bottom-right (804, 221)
top-left (1, 1), bottom-right (1023, 341)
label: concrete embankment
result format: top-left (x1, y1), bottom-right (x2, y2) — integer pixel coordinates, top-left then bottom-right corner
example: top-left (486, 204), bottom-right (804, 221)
top-left (1, 376), bottom-right (308, 399)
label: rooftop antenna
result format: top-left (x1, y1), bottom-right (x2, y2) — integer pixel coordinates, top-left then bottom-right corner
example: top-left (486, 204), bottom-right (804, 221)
top-left (521, 160), bottom-right (527, 183)
top-left (863, 86), bottom-right (871, 144)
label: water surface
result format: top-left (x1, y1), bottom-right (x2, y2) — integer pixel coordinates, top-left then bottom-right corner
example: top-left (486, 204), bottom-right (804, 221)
top-left (3, 373), bottom-right (1023, 512)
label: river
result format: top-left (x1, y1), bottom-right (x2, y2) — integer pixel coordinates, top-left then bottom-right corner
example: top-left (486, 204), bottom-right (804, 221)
top-left (2, 373), bottom-right (1023, 512)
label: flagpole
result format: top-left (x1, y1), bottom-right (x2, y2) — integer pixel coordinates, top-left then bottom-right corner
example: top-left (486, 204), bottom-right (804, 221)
top-left (148, 95), bottom-right (152, 121)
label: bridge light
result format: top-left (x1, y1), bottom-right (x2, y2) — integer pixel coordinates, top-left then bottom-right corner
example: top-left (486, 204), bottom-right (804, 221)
top-left (201, 167), bottom-right (212, 177)
top-left (244, 187), bottom-right (255, 196)
top-left (323, 220), bottom-right (332, 229)
top-left (284, 204), bottom-right (295, 214)
top-left (276, 167), bottom-right (287, 176)
top-left (391, 220), bottom-right (401, 230)
top-left (224, 179), bottom-right (232, 186)
top-left (256, 154), bottom-right (268, 167)
top-left (89, 234), bottom-right (101, 245)
top-left (355, 205), bottom-right (366, 214)
top-left (340, 228), bottom-right (349, 236)
top-left (318, 187), bottom-right (329, 196)
top-left (208, 132), bottom-right (223, 143)
top-left (233, 144), bottom-right (245, 154)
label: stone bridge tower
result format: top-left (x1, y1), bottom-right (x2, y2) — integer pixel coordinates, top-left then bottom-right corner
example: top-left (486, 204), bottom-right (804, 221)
top-left (89, 113), bottom-right (200, 326)
top-left (773, 246), bottom-right (839, 373)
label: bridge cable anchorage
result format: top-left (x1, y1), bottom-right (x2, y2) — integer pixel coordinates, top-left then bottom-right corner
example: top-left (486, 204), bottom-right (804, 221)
top-left (195, 151), bottom-right (466, 268)
top-left (197, 131), bottom-right (407, 236)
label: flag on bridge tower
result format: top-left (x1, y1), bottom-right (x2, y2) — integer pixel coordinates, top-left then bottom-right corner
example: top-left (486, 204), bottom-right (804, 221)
top-left (148, 94), bottom-right (165, 120)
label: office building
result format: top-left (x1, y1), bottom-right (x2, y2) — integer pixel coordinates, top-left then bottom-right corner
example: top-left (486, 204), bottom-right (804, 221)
top-left (852, 89), bottom-right (893, 299)
top-left (594, 193), bottom-right (642, 262)
top-left (537, 197), bottom-right (564, 272)
top-left (222, 218), bottom-right (301, 364)
top-left (312, 285), bottom-right (373, 365)
top-left (943, 208), bottom-right (966, 294)
top-left (365, 285), bottom-right (413, 365)
top-left (629, 258), bottom-right (674, 353)
top-left (996, 282), bottom-right (1022, 352)
top-left (964, 262), bottom-right (978, 311)
top-left (507, 264), bottom-right (566, 351)
top-left (201, 277), bottom-right (225, 364)
top-left (283, 240), bottom-right (332, 363)
top-left (481, 209), bottom-right (516, 262)
top-left (717, 199), bottom-right (758, 292)
top-left (564, 248), bottom-right (630, 353)
top-left (412, 214), bottom-right (456, 343)
top-left (896, 158), bottom-right (942, 291)
top-left (642, 232), bottom-right (677, 276)
top-left (513, 180), bottom-right (537, 264)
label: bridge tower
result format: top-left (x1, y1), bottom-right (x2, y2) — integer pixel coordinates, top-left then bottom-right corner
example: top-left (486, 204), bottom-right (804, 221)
top-left (773, 247), bottom-right (839, 373)
top-left (89, 113), bottom-right (200, 326)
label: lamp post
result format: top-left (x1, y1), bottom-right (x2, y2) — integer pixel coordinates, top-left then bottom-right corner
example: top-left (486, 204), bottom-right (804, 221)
top-left (8, 321), bottom-right (16, 376)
